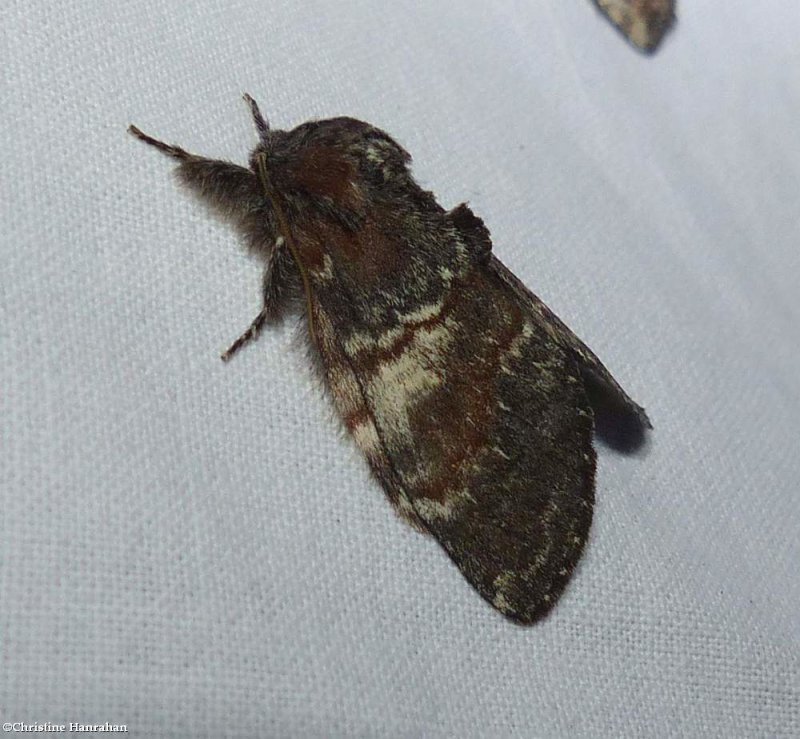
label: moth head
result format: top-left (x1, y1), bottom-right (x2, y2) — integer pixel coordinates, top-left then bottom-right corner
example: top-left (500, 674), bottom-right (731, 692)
top-left (245, 104), bottom-right (413, 211)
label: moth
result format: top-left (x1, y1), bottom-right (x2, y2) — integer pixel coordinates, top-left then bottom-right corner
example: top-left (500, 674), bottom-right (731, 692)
top-left (129, 96), bottom-right (650, 624)
top-left (592, 0), bottom-right (676, 52)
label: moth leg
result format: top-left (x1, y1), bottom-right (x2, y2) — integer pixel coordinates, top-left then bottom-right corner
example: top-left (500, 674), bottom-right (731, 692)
top-left (130, 124), bottom-right (261, 216)
top-left (220, 266), bottom-right (276, 362)
top-left (128, 125), bottom-right (196, 161)
top-left (221, 310), bottom-right (268, 362)
top-left (243, 93), bottom-right (270, 139)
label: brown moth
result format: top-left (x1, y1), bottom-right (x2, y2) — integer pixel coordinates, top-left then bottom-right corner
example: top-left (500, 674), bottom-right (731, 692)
top-left (129, 96), bottom-right (650, 624)
top-left (592, 0), bottom-right (676, 52)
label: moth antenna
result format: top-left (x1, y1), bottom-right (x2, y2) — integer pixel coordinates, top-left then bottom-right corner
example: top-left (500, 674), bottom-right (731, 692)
top-left (243, 93), bottom-right (270, 139)
top-left (128, 125), bottom-right (195, 161)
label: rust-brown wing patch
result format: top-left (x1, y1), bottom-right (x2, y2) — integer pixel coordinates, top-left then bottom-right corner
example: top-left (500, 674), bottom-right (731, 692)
top-left (317, 261), bottom-right (596, 624)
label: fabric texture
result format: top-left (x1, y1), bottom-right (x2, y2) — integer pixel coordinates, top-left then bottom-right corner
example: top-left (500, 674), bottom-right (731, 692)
top-left (2, 0), bottom-right (798, 736)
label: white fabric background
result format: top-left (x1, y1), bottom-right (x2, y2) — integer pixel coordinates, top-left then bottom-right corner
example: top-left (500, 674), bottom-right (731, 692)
top-left (2, 0), bottom-right (798, 736)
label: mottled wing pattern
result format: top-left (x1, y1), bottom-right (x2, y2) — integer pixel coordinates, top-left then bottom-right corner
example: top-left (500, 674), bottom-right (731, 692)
top-left (313, 307), bottom-right (426, 532)
top-left (310, 212), bottom-right (596, 624)
top-left (593, 0), bottom-right (675, 52)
